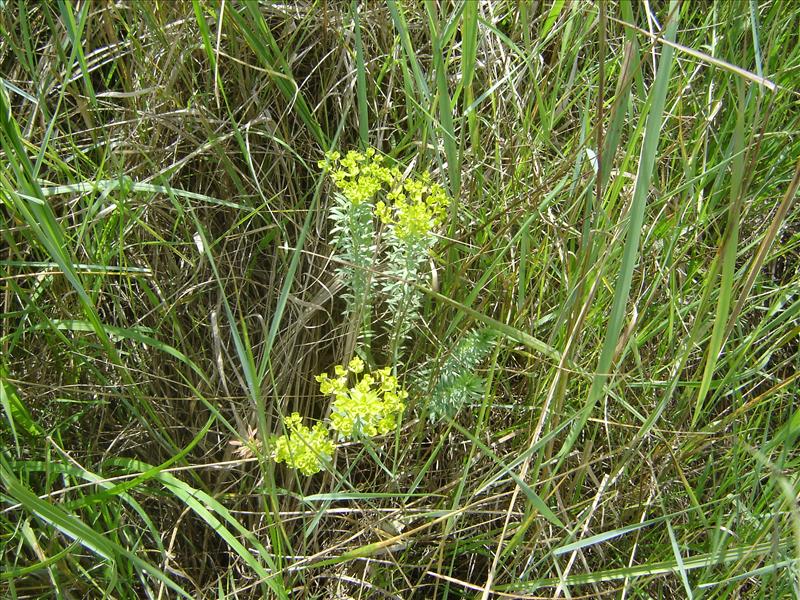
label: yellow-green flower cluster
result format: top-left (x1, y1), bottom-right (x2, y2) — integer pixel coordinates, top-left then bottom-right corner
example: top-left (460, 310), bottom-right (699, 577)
top-left (318, 147), bottom-right (449, 240)
top-left (318, 148), bottom-right (400, 206)
top-left (273, 412), bottom-right (335, 476)
top-left (375, 172), bottom-right (448, 241)
top-left (315, 357), bottom-right (408, 441)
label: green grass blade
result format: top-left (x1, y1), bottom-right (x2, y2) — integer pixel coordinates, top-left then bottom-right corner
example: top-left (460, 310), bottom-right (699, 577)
top-left (352, 1), bottom-right (369, 148)
top-left (228, 3), bottom-right (328, 147)
top-left (694, 82), bottom-right (746, 426)
top-left (0, 455), bottom-right (192, 598)
top-left (449, 420), bottom-right (563, 529)
top-left (0, 367), bottom-right (42, 454)
top-left (427, 2), bottom-right (460, 199)
top-left (105, 457), bottom-right (289, 597)
top-left (461, 0), bottom-right (479, 151)
top-left (560, 1), bottom-right (681, 459)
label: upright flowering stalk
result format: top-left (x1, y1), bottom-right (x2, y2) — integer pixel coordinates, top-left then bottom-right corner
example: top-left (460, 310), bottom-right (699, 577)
top-left (319, 148), bottom-right (448, 363)
top-left (375, 173), bottom-right (449, 363)
top-left (319, 149), bottom-right (398, 344)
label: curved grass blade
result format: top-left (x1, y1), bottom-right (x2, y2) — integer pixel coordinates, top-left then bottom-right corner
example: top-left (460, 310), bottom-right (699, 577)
top-left (0, 455), bottom-right (192, 598)
top-left (559, 0), bottom-right (681, 460)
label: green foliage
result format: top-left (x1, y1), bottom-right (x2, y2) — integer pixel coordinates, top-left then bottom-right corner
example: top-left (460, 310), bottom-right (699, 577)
top-left (417, 329), bottom-right (496, 421)
top-left (2, 1), bottom-right (800, 597)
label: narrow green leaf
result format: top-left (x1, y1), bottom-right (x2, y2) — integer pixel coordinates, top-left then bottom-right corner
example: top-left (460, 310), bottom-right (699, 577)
top-left (0, 367), bottom-right (43, 447)
top-left (559, 1), bottom-right (680, 459)
top-left (427, 2), bottom-right (460, 199)
top-left (0, 455), bottom-right (191, 598)
top-left (228, 4), bottom-right (327, 146)
top-left (449, 421), bottom-right (564, 529)
top-left (694, 81), bottom-right (746, 426)
top-left (540, 0), bottom-right (566, 40)
top-left (106, 457), bottom-right (289, 597)
top-left (461, 0), bottom-right (479, 150)
top-left (666, 519), bottom-right (695, 598)
top-left (352, 1), bottom-right (369, 148)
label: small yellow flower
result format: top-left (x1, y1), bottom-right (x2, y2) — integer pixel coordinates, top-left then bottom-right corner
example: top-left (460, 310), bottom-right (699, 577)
top-left (375, 200), bottom-right (392, 224)
top-left (273, 413), bottom-right (335, 476)
top-left (348, 356), bottom-right (365, 374)
top-left (317, 361), bottom-right (407, 441)
top-left (355, 373), bottom-right (374, 392)
top-left (373, 171), bottom-right (449, 242)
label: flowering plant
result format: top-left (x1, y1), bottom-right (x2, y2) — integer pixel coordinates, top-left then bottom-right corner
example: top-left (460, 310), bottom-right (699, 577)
top-left (267, 356), bottom-right (408, 476)
top-left (319, 148), bottom-right (449, 356)
top-left (316, 357), bottom-right (408, 441)
top-left (272, 413), bottom-right (335, 476)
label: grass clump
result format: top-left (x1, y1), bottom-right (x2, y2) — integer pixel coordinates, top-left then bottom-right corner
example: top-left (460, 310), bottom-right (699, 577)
top-left (1, 1), bottom-right (800, 599)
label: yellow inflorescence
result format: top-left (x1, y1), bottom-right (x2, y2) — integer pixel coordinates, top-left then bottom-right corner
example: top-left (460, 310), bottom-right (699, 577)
top-left (315, 360), bottom-right (408, 441)
top-left (318, 148), bottom-right (400, 206)
top-left (376, 174), bottom-right (448, 242)
top-left (319, 147), bottom-right (449, 241)
top-left (273, 412), bottom-right (336, 476)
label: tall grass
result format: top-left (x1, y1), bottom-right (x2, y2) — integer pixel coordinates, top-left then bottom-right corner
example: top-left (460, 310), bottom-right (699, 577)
top-left (1, 1), bottom-right (799, 598)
